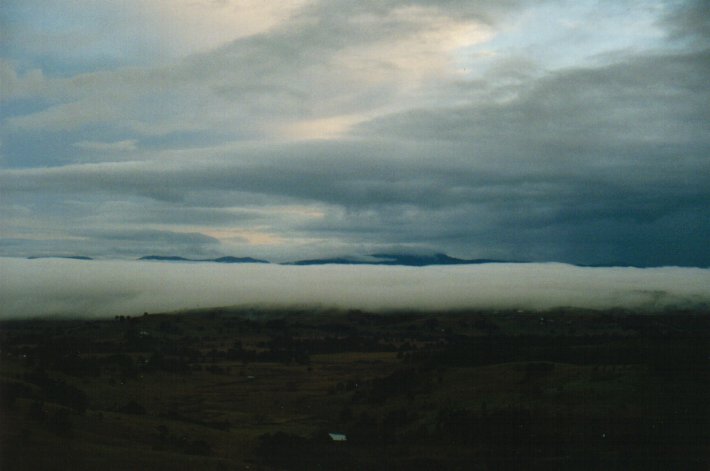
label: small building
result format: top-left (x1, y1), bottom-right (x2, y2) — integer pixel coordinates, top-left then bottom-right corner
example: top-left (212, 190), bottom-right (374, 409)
top-left (328, 433), bottom-right (347, 442)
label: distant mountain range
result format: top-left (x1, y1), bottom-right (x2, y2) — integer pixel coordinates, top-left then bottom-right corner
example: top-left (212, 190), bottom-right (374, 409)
top-left (27, 255), bottom-right (94, 260)
top-left (23, 253), bottom-right (653, 267)
top-left (287, 253), bottom-right (514, 266)
top-left (136, 253), bottom-right (515, 266)
top-left (138, 255), bottom-right (270, 264)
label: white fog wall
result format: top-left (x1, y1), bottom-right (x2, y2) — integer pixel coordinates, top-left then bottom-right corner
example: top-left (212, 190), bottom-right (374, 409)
top-left (1, 258), bottom-right (709, 319)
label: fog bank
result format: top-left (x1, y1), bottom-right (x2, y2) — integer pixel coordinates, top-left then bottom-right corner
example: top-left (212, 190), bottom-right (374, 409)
top-left (1, 258), bottom-right (709, 319)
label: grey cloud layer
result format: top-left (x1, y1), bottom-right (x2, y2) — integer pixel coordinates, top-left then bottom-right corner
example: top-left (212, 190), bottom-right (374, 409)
top-left (3, 46), bottom-right (708, 265)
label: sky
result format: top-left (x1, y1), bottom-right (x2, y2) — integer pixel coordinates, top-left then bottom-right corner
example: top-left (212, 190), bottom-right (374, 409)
top-left (1, 0), bottom-right (709, 266)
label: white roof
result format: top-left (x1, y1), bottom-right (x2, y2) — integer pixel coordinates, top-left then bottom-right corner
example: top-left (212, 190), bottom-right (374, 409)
top-left (328, 433), bottom-right (347, 441)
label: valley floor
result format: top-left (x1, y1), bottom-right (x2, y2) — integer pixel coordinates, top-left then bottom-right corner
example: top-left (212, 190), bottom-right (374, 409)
top-left (1, 308), bottom-right (708, 470)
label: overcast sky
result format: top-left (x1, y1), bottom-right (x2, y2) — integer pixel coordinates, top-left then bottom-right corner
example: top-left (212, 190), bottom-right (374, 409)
top-left (1, 1), bottom-right (708, 266)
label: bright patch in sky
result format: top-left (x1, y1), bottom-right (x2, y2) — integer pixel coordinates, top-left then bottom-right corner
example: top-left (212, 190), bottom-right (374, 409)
top-left (459, 1), bottom-right (671, 76)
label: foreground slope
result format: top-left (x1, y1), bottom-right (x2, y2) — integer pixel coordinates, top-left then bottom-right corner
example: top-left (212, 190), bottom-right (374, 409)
top-left (1, 308), bottom-right (708, 470)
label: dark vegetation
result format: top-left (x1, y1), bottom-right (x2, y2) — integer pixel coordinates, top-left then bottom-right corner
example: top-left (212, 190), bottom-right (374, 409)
top-left (1, 308), bottom-right (708, 470)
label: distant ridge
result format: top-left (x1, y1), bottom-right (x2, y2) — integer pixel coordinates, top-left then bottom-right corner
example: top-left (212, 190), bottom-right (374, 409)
top-left (138, 255), bottom-right (269, 263)
top-left (136, 253), bottom-right (517, 266)
top-left (17, 253), bottom-right (656, 267)
top-left (212, 256), bottom-right (270, 264)
top-left (576, 261), bottom-right (644, 268)
top-left (27, 255), bottom-right (93, 260)
top-left (288, 253), bottom-right (518, 267)
top-left (139, 255), bottom-right (189, 261)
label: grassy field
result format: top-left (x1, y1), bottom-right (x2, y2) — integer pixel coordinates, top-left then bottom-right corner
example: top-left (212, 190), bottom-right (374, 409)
top-left (1, 308), bottom-right (708, 470)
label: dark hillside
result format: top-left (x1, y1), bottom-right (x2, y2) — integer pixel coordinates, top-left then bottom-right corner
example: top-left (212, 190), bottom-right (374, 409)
top-left (2, 308), bottom-right (708, 470)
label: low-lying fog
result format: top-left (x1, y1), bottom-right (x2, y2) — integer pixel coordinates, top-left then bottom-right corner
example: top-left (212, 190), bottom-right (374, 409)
top-left (1, 258), bottom-right (709, 319)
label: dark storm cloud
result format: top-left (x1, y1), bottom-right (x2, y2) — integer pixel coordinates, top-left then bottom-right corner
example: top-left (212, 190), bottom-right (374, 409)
top-left (362, 48), bottom-right (710, 144)
top-left (660, 0), bottom-right (710, 44)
